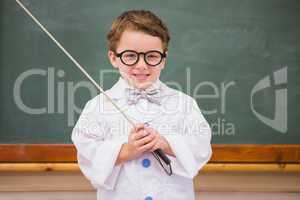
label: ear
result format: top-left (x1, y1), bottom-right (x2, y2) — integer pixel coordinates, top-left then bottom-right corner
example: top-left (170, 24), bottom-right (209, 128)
top-left (161, 51), bottom-right (168, 70)
top-left (108, 50), bottom-right (119, 69)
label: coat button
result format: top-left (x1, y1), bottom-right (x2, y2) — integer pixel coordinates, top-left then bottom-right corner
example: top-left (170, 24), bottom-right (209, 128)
top-left (145, 196), bottom-right (153, 200)
top-left (142, 158), bottom-right (151, 168)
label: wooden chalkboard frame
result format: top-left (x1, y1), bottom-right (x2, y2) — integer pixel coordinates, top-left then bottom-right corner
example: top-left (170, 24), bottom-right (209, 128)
top-left (0, 144), bottom-right (299, 163)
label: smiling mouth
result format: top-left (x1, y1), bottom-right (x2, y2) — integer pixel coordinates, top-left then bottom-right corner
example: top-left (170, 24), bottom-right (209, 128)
top-left (132, 74), bottom-right (150, 80)
top-left (133, 74), bottom-right (150, 77)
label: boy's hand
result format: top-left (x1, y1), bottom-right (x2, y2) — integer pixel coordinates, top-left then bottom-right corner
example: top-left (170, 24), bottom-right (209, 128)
top-left (126, 123), bottom-right (157, 160)
top-left (143, 126), bottom-right (169, 153)
top-left (144, 126), bottom-right (176, 157)
top-left (116, 124), bottom-right (175, 165)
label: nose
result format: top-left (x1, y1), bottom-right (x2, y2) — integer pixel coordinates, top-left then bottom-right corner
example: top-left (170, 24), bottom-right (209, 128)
top-left (135, 54), bottom-right (148, 70)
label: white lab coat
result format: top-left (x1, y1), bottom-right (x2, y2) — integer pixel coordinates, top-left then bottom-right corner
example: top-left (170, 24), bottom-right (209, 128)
top-left (72, 77), bottom-right (212, 200)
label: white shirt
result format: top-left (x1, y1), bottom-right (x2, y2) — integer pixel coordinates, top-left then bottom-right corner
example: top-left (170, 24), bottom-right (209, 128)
top-left (72, 77), bottom-right (212, 200)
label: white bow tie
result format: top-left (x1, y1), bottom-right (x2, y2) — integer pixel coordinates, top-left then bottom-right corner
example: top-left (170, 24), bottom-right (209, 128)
top-left (125, 88), bottom-right (161, 105)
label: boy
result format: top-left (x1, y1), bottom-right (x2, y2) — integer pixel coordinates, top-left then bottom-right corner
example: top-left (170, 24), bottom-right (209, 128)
top-left (72, 10), bottom-right (212, 200)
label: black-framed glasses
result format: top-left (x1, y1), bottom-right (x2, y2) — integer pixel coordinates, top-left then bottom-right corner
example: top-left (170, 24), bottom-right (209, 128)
top-left (116, 50), bottom-right (166, 67)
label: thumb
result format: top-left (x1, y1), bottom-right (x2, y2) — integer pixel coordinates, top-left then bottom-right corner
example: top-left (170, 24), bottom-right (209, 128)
top-left (134, 123), bottom-right (145, 132)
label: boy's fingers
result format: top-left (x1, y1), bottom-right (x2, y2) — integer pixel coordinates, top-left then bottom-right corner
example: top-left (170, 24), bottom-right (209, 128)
top-left (150, 144), bottom-right (159, 152)
top-left (144, 127), bottom-right (155, 135)
top-left (129, 123), bottom-right (144, 135)
top-left (134, 129), bottom-right (149, 140)
top-left (134, 123), bottom-right (145, 132)
top-left (140, 138), bottom-right (157, 152)
top-left (136, 133), bottom-right (155, 147)
top-left (145, 127), bottom-right (160, 137)
top-left (151, 136), bottom-right (160, 152)
top-left (129, 132), bottom-right (138, 141)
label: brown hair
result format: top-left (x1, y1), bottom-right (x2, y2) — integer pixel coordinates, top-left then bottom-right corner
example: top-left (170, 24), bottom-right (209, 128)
top-left (107, 10), bottom-right (170, 52)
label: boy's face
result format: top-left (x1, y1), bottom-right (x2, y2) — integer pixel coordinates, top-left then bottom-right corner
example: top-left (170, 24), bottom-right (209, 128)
top-left (108, 30), bottom-right (166, 89)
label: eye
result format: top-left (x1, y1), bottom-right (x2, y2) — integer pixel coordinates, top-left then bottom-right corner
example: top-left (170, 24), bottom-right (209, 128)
top-left (127, 53), bottom-right (136, 57)
top-left (148, 54), bottom-right (159, 58)
top-left (146, 52), bottom-right (161, 60)
top-left (123, 53), bottom-right (137, 59)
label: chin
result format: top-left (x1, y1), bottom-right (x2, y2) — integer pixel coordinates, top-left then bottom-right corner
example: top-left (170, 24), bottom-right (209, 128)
top-left (133, 79), bottom-right (154, 89)
top-left (133, 82), bottom-right (150, 89)
top-left (129, 75), bottom-right (152, 89)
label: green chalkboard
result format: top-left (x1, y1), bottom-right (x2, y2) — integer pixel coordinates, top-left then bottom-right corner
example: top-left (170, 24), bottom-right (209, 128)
top-left (0, 0), bottom-right (299, 144)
